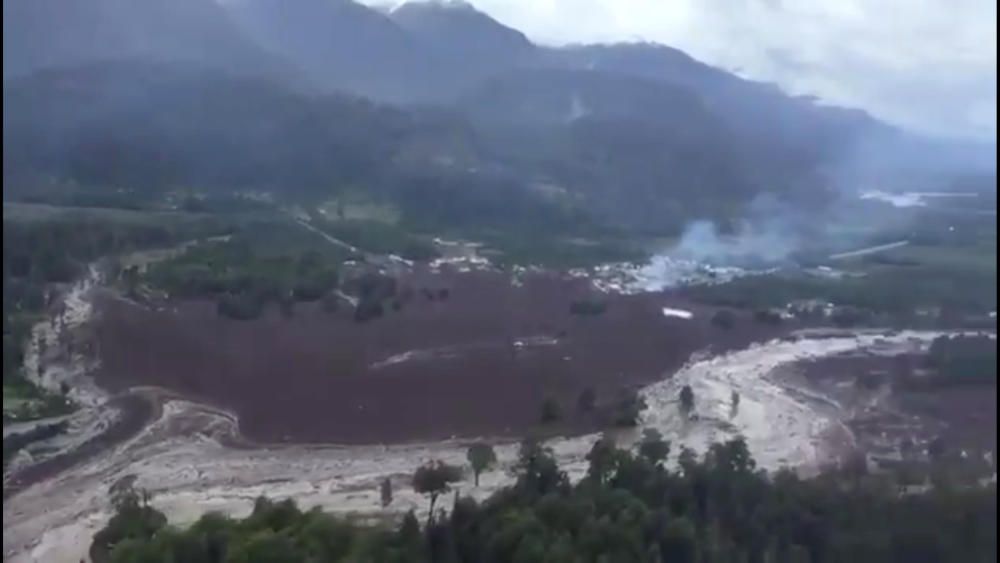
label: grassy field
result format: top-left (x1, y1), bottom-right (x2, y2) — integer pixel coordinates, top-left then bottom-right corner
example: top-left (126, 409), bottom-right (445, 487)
top-left (690, 238), bottom-right (997, 319)
top-left (690, 200), bottom-right (997, 320)
top-left (861, 241), bottom-right (997, 275)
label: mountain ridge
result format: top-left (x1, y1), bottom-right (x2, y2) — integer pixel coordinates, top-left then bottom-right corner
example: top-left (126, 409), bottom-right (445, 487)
top-left (3, 0), bottom-right (993, 233)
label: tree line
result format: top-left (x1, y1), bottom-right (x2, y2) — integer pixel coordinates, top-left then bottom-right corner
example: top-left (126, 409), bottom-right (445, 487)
top-left (92, 435), bottom-right (996, 563)
top-left (3, 216), bottom-right (221, 384)
top-left (921, 334), bottom-right (997, 387)
top-left (143, 232), bottom-right (342, 321)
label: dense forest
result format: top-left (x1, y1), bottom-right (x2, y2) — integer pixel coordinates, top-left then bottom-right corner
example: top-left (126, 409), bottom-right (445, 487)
top-left (0, 59), bottom-right (952, 238)
top-left (92, 437), bottom-right (996, 563)
top-left (922, 334), bottom-right (997, 387)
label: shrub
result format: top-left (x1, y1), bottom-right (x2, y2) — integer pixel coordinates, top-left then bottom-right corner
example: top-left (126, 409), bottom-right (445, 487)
top-left (753, 309), bottom-right (783, 325)
top-left (353, 299), bottom-right (384, 323)
top-left (540, 398), bottom-right (562, 423)
top-left (569, 300), bottom-right (607, 316)
top-left (711, 310), bottom-right (736, 329)
top-left (577, 387), bottom-right (597, 413)
top-left (217, 293), bottom-right (264, 321)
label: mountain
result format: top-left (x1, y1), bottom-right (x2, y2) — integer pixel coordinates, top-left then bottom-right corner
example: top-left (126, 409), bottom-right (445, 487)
top-left (2, 62), bottom-right (590, 233)
top-left (226, 0), bottom-right (431, 100)
top-left (2, 0), bottom-right (284, 80)
top-left (2, 62), bottom-right (468, 191)
top-left (3, 0), bottom-right (990, 233)
top-left (1, 61), bottom-right (751, 232)
top-left (0, 0), bottom-right (940, 171)
top-left (390, 1), bottom-right (532, 55)
top-left (545, 43), bottom-right (887, 180)
top-left (459, 67), bottom-right (713, 127)
top-left (390, 1), bottom-right (535, 75)
top-left (458, 68), bottom-right (755, 228)
top-left (0, 0), bottom-right (979, 174)
top-left (547, 42), bottom-right (878, 137)
top-left (226, 0), bottom-right (537, 101)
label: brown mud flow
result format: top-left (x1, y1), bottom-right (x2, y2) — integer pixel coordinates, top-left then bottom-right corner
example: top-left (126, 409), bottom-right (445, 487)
top-left (93, 269), bottom-right (788, 444)
top-left (793, 353), bottom-right (998, 456)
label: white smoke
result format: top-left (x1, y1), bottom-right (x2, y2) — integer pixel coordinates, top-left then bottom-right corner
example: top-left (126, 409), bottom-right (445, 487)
top-left (672, 194), bottom-right (805, 265)
top-left (673, 219), bottom-right (799, 265)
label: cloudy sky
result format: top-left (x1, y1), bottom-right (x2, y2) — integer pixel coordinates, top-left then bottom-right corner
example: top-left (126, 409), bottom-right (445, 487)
top-left (398, 0), bottom-right (997, 141)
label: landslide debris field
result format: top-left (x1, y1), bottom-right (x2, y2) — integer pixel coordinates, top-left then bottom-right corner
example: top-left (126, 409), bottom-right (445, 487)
top-left (790, 349), bottom-right (998, 460)
top-left (6, 330), bottom-right (968, 563)
top-left (93, 267), bottom-right (786, 444)
top-left (4, 205), bottom-right (995, 563)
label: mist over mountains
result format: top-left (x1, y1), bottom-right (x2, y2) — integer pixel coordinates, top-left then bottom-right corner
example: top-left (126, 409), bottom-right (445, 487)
top-left (3, 0), bottom-right (994, 233)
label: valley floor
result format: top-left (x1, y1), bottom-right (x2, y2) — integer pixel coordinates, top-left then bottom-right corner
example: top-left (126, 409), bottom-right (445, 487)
top-left (3, 314), bottom-right (962, 563)
top-left (3, 236), bottom-right (995, 563)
